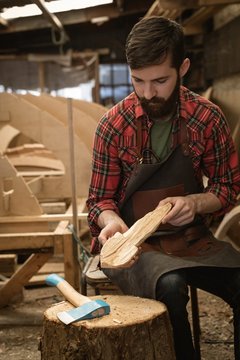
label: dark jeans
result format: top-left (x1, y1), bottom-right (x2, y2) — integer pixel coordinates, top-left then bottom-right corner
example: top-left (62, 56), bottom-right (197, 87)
top-left (156, 267), bottom-right (240, 360)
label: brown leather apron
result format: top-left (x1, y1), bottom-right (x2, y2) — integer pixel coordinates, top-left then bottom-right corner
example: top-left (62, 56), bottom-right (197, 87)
top-left (103, 120), bottom-right (240, 299)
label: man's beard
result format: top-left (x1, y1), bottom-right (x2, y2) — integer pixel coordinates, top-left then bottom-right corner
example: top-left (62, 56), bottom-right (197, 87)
top-left (137, 76), bottom-right (180, 119)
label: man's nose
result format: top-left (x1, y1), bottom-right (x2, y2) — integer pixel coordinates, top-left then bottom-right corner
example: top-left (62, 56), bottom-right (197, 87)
top-left (143, 83), bottom-right (156, 100)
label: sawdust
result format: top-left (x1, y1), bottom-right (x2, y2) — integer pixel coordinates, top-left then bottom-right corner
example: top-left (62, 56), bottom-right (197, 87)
top-left (45, 295), bottom-right (167, 328)
top-left (0, 286), bottom-right (235, 360)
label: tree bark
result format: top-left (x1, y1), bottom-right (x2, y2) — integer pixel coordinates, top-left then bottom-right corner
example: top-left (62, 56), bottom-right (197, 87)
top-left (40, 294), bottom-right (175, 360)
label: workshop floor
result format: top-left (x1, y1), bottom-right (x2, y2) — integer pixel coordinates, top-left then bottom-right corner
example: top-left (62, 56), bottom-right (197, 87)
top-left (0, 285), bottom-right (234, 360)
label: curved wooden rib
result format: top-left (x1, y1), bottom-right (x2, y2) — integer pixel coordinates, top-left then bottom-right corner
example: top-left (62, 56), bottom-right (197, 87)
top-left (214, 205), bottom-right (240, 250)
top-left (0, 155), bottom-right (42, 216)
top-left (0, 93), bottom-right (92, 199)
top-left (100, 203), bottom-right (172, 268)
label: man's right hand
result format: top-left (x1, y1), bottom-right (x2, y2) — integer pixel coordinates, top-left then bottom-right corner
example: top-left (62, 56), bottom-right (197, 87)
top-left (98, 210), bottom-right (129, 246)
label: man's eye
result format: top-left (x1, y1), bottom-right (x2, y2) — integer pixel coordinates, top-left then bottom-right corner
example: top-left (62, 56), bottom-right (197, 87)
top-left (133, 78), bottom-right (142, 83)
top-left (155, 79), bottom-right (167, 84)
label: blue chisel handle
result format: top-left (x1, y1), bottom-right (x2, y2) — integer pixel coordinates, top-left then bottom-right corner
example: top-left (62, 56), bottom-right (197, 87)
top-left (46, 273), bottom-right (91, 307)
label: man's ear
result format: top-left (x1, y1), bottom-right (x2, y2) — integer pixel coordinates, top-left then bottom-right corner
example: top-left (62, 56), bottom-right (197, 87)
top-left (179, 58), bottom-right (190, 78)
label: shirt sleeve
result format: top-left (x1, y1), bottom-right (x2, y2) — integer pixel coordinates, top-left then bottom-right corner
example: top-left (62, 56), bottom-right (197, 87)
top-left (202, 108), bottom-right (240, 216)
top-left (86, 116), bottom-right (123, 236)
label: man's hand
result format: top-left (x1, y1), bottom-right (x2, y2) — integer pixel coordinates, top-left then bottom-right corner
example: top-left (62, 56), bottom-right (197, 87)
top-left (159, 193), bottom-right (222, 226)
top-left (98, 210), bottom-right (141, 268)
top-left (159, 196), bottom-right (196, 226)
top-left (98, 221), bottom-right (128, 246)
top-left (98, 210), bottom-right (128, 246)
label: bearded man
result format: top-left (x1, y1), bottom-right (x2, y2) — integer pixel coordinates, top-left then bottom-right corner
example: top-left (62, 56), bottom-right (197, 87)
top-left (87, 16), bottom-right (240, 360)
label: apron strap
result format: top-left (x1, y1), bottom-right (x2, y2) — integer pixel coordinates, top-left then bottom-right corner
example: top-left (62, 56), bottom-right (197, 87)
top-left (136, 119), bottom-right (143, 163)
top-left (178, 119), bottom-right (190, 156)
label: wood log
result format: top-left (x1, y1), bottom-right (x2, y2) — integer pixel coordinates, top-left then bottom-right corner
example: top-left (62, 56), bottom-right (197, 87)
top-left (100, 203), bottom-right (172, 268)
top-left (40, 295), bottom-right (175, 360)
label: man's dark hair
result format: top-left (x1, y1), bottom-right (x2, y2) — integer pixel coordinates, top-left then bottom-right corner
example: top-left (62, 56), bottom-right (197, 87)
top-left (126, 16), bottom-right (185, 70)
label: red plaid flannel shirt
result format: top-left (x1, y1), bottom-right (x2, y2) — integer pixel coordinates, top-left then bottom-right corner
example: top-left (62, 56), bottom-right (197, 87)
top-left (87, 86), bottom-right (240, 237)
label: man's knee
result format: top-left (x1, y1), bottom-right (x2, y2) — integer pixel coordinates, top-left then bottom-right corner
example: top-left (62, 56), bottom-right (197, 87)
top-left (156, 270), bottom-right (189, 307)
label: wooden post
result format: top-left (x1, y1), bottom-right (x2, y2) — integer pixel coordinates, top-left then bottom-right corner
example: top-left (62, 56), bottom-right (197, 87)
top-left (67, 97), bottom-right (81, 289)
top-left (38, 62), bottom-right (45, 93)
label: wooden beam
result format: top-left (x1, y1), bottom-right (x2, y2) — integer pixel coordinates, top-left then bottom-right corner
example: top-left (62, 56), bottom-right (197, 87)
top-left (0, 252), bottom-right (53, 308)
top-left (33, 0), bottom-right (69, 43)
top-left (145, 1), bottom-right (182, 18)
top-left (151, 0), bottom-right (240, 9)
top-left (0, 232), bottom-right (55, 251)
top-left (0, 2), bottom-right (151, 34)
top-left (183, 5), bottom-right (225, 25)
top-left (38, 61), bottom-right (45, 93)
top-left (0, 213), bottom-right (88, 224)
top-left (199, 0), bottom-right (240, 5)
top-left (183, 23), bottom-right (203, 35)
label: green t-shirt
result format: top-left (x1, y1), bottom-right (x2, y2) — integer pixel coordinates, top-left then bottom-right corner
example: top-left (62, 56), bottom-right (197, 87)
top-left (150, 119), bottom-right (173, 161)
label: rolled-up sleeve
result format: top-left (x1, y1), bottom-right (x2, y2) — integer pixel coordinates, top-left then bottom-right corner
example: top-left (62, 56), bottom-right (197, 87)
top-left (86, 117), bottom-right (122, 236)
top-left (202, 109), bottom-right (240, 216)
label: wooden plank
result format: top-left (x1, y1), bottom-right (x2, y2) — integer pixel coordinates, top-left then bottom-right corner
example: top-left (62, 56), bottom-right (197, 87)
top-left (40, 202), bottom-right (67, 214)
top-left (18, 170), bottom-right (64, 176)
top-left (27, 272), bottom-right (65, 286)
top-left (7, 154), bottom-right (64, 171)
top-left (35, 261), bottom-right (64, 274)
top-left (0, 212), bottom-right (88, 223)
top-left (0, 233), bottom-right (54, 251)
top-left (0, 222), bottom-right (50, 234)
top-left (0, 252), bottom-right (53, 308)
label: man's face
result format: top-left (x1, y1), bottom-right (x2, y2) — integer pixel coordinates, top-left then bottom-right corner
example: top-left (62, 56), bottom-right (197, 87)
top-left (131, 55), bottom-right (180, 118)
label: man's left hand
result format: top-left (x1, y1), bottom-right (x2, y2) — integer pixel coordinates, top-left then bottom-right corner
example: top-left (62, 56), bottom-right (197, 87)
top-left (158, 196), bottom-right (196, 226)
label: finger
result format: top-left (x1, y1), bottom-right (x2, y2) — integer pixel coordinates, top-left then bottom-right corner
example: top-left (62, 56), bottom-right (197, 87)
top-left (167, 214), bottom-right (194, 226)
top-left (162, 206), bottom-right (182, 223)
top-left (158, 197), bottom-right (172, 207)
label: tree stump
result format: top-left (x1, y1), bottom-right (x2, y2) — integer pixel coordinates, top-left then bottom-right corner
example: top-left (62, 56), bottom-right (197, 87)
top-left (40, 295), bottom-right (175, 360)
